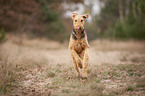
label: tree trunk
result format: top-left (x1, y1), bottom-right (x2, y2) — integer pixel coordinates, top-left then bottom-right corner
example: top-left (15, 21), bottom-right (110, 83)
top-left (132, 1), bottom-right (137, 19)
top-left (137, 3), bottom-right (142, 16)
top-left (125, 0), bottom-right (129, 17)
top-left (119, 0), bottom-right (124, 22)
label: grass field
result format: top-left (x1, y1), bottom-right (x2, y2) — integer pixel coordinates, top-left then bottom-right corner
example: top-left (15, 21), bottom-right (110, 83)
top-left (0, 35), bottom-right (145, 96)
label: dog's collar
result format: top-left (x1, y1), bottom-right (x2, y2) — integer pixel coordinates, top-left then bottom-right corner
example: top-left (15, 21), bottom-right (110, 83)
top-left (72, 28), bottom-right (85, 40)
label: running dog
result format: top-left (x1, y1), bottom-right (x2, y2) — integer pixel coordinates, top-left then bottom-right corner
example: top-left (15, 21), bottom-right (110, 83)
top-left (69, 12), bottom-right (90, 78)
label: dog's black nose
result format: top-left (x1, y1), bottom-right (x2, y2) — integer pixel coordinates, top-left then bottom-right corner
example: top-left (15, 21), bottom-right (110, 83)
top-left (77, 27), bottom-right (81, 30)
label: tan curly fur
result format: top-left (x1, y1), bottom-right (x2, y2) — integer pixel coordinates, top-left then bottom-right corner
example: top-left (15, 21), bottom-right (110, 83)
top-left (69, 12), bottom-right (90, 78)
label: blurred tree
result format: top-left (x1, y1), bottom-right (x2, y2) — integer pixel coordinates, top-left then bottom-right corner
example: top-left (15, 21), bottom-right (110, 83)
top-left (97, 0), bottom-right (119, 36)
top-left (0, 0), bottom-right (67, 42)
top-left (119, 0), bottom-right (124, 22)
top-left (137, 0), bottom-right (145, 15)
top-left (0, 0), bottom-right (39, 31)
top-left (95, 0), bottom-right (145, 40)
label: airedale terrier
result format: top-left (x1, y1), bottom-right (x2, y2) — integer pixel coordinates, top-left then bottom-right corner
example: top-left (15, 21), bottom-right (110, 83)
top-left (69, 12), bottom-right (90, 78)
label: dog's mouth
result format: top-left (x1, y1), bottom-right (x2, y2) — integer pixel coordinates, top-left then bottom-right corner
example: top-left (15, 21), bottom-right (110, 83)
top-left (74, 26), bottom-right (84, 32)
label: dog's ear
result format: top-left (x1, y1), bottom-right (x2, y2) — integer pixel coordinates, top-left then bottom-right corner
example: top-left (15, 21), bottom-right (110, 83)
top-left (72, 12), bottom-right (77, 20)
top-left (82, 13), bottom-right (89, 19)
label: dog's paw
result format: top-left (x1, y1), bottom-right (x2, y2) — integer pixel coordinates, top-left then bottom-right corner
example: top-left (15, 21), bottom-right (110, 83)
top-left (82, 76), bottom-right (87, 79)
top-left (82, 73), bottom-right (88, 79)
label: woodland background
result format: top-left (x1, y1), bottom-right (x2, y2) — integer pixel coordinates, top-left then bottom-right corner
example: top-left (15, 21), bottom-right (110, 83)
top-left (0, 0), bottom-right (145, 42)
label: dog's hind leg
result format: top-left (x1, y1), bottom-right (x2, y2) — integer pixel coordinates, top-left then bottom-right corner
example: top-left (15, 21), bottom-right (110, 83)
top-left (82, 48), bottom-right (89, 78)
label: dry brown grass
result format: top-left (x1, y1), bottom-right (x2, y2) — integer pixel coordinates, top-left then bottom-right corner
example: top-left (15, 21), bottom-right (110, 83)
top-left (0, 35), bottom-right (145, 96)
top-left (0, 49), bottom-right (17, 94)
top-left (0, 41), bottom-right (47, 94)
top-left (90, 39), bottom-right (145, 52)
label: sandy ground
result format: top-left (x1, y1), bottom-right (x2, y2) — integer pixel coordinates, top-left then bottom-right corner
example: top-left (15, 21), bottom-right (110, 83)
top-left (1, 36), bottom-right (145, 96)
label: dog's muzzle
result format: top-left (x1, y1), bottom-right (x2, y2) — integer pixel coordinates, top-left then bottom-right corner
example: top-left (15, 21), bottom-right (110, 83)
top-left (77, 27), bottom-right (81, 30)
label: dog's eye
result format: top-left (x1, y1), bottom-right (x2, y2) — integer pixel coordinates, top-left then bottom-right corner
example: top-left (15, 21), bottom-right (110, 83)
top-left (75, 20), bottom-right (77, 22)
top-left (81, 20), bottom-right (83, 22)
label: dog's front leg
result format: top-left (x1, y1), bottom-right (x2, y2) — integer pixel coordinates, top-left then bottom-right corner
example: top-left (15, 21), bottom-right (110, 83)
top-left (82, 48), bottom-right (89, 78)
top-left (70, 49), bottom-right (82, 77)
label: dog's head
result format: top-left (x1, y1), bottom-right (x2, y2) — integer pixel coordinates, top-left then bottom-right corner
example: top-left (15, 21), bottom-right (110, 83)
top-left (72, 12), bottom-right (89, 31)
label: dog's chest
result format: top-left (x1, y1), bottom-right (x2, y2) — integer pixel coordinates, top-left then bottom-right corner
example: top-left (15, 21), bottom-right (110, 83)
top-left (74, 42), bottom-right (85, 54)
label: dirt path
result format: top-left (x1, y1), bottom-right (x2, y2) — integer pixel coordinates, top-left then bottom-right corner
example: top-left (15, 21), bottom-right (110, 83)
top-left (1, 39), bottom-right (145, 96)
